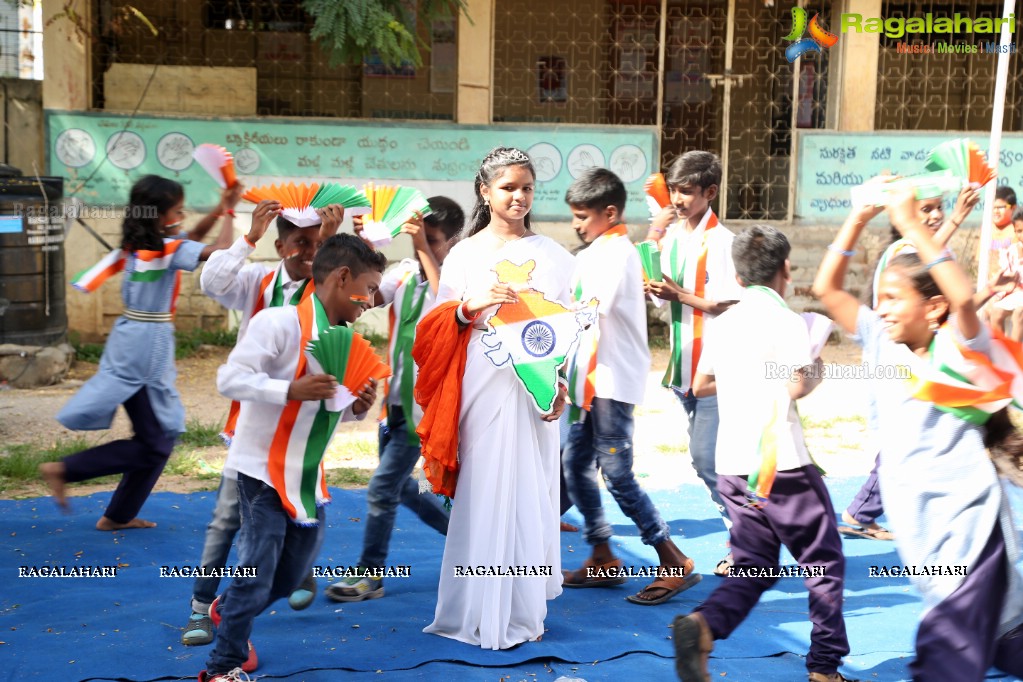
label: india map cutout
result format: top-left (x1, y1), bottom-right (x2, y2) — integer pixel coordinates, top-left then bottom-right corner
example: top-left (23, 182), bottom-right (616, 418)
top-left (481, 260), bottom-right (598, 414)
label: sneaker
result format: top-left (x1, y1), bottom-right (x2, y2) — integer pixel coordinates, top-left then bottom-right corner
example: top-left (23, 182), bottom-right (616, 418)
top-left (808, 673), bottom-right (859, 682)
top-left (198, 668), bottom-right (252, 682)
top-left (672, 612), bottom-right (713, 682)
top-left (181, 611), bottom-right (214, 646)
top-left (206, 596), bottom-right (258, 673)
top-left (325, 569), bottom-right (384, 603)
top-left (288, 571), bottom-right (317, 611)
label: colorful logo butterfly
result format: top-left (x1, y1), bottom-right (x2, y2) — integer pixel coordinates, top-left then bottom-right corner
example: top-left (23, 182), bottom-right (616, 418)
top-left (783, 7), bottom-right (839, 62)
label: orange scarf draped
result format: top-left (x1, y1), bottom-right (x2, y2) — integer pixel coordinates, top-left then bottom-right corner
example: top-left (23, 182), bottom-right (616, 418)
top-left (412, 301), bottom-right (473, 497)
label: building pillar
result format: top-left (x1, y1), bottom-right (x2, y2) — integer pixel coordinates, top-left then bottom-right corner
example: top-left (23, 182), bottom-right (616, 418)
top-left (828, 0), bottom-right (880, 131)
top-left (42, 0), bottom-right (92, 111)
top-left (456, 0), bottom-right (494, 124)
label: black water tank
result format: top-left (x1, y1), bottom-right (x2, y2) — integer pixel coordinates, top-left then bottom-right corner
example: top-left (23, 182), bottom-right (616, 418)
top-left (0, 176), bottom-right (66, 346)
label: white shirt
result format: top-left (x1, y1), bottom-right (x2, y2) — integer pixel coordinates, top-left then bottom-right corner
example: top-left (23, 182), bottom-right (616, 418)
top-left (658, 210), bottom-right (743, 391)
top-left (218, 304), bottom-right (364, 487)
top-left (200, 236), bottom-right (304, 339)
top-left (571, 230), bottom-right (650, 405)
top-left (697, 286), bottom-right (814, 475)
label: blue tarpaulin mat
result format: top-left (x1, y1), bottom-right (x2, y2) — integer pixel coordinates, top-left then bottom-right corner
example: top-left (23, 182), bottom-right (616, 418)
top-left (2, 478), bottom-right (1021, 681)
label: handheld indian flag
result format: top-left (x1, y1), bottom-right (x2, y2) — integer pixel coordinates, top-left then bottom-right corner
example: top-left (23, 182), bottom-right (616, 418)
top-left (360, 183), bottom-right (432, 248)
top-left (925, 138), bottom-right (997, 187)
top-left (479, 259), bottom-right (598, 414)
top-left (636, 241), bottom-right (664, 309)
top-left (71, 248), bottom-right (125, 292)
top-left (243, 182), bottom-right (371, 227)
top-left (192, 144), bottom-right (238, 188)
top-left (644, 173), bottom-right (670, 220)
top-left (305, 326), bottom-right (391, 413)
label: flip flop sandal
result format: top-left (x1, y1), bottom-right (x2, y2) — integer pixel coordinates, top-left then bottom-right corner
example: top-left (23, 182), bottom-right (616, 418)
top-left (838, 525), bottom-right (894, 541)
top-left (559, 521), bottom-right (579, 532)
top-left (562, 558), bottom-right (626, 588)
top-left (713, 553), bottom-right (734, 577)
top-left (626, 559), bottom-right (702, 605)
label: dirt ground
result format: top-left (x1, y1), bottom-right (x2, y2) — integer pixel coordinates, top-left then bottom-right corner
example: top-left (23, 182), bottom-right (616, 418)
top-left (0, 338), bottom-right (872, 501)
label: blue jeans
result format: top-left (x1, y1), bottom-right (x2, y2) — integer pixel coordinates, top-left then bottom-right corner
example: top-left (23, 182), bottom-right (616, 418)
top-left (205, 474), bottom-right (325, 675)
top-left (359, 406), bottom-right (449, 569)
top-left (678, 390), bottom-right (729, 521)
top-left (562, 397), bottom-right (669, 547)
top-left (191, 475), bottom-right (241, 613)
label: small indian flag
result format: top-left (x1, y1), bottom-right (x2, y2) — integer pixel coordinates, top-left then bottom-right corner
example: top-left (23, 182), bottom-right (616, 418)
top-left (128, 240), bottom-right (184, 282)
top-left (71, 248), bottom-right (126, 293)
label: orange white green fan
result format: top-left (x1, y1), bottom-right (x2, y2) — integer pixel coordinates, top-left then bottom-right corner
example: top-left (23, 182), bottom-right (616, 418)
top-left (242, 182), bottom-right (372, 228)
top-left (925, 138), bottom-right (997, 187)
top-left (360, 183), bottom-right (433, 247)
top-left (305, 326), bottom-right (391, 413)
top-left (193, 144), bottom-right (238, 189)
top-left (644, 173), bottom-right (670, 219)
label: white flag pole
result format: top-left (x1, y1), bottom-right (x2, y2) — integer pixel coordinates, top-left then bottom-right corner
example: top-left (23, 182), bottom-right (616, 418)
top-left (977, 0), bottom-right (1015, 290)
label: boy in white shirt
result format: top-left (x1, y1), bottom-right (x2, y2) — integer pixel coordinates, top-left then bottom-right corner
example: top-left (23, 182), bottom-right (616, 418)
top-left (673, 225), bottom-right (852, 682)
top-left (325, 197), bottom-right (463, 602)
top-left (561, 168), bottom-right (700, 605)
top-left (198, 234), bottom-right (385, 682)
top-left (645, 151), bottom-right (742, 576)
top-left (181, 202), bottom-right (344, 646)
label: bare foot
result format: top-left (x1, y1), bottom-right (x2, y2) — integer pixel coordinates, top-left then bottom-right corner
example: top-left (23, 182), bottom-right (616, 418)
top-left (96, 516), bottom-right (157, 531)
top-left (38, 462), bottom-right (69, 511)
top-left (559, 520), bottom-right (579, 532)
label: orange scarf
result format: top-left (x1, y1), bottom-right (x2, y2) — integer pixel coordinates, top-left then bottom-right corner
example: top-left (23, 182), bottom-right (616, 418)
top-left (412, 301), bottom-right (472, 497)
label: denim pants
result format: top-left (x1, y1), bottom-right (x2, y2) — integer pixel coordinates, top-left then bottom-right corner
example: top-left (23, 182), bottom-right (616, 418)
top-left (191, 475), bottom-right (241, 613)
top-left (359, 406), bottom-right (449, 569)
top-left (562, 397), bottom-right (669, 547)
top-left (205, 473), bottom-right (325, 675)
top-left (678, 390), bottom-right (729, 521)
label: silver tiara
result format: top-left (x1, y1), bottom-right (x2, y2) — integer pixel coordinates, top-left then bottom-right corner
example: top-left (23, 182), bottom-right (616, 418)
top-left (488, 147), bottom-right (530, 164)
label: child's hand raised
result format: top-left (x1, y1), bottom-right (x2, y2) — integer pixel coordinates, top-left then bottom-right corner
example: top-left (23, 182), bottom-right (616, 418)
top-left (645, 205), bottom-right (676, 242)
top-left (886, 188), bottom-right (920, 235)
top-left (951, 184), bottom-right (981, 226)
top-left (352, 378), bottom-right (378, 415)
top-left (317, 204), bottom-right (345, 241)
top-left (287, 374), bottom-right (338, 402)
top-left (351, 215), bottom-right (376, 250)
top-left (400, 211), bottom-right (427, 248)
top-left (219, 182), bottom-right (245, 212)
top-left (246, 199), bottom-right (282, 245)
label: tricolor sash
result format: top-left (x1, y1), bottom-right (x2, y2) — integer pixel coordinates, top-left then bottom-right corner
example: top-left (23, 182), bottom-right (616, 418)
top-left (871, 238), bottom-right (916, 308)
top-left (384, 270), bottom-right (430, 445)
top-left (221, 264), bottom-right (313, 444)
top-left (566, 224), bottom-right (629, 421)
top-left (266, 293), bottom-right (334, 525)
top-left (663, 211), bottom-right (718, 391)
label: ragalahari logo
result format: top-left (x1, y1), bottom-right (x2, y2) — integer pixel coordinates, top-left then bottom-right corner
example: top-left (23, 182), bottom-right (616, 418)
top-left (783, 7), bottom-right (839, 62)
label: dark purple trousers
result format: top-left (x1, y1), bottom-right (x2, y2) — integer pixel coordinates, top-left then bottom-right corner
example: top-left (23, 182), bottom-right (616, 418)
top-left (694, 466), bottom-right (849, 674)
top-left (911, 521), bottom-right (1023, 681)
top-left (62, 388), bottom-right (176, 523)
top-left (846, 453), bottom-right (883, 525)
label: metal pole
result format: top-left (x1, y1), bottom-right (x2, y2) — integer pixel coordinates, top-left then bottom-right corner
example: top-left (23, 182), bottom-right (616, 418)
top-left (656, 0), bottom-right (667, 136)
top-left (977, 0), bottom-right (1014, 290)
top-left (719, 0), bottom-right (736, 217)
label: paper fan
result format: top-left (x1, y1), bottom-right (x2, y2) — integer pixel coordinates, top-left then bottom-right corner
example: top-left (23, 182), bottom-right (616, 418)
top-left (310, 183), bottom-right (372, 216)
top-left (850, 170), bottom-right (962, 207)
top-left (193, 144), bottom-right (238, 189)
top-left (926, 138), bottom-right (996, 187)
top-left (305, 326), bottom-right (391, 413)
top-left (360, 183), bottom-right (433, 247)
top-left (636, 241), bottom-right (662, 282)
top-left (644, 173), bottom-right (671, 219)
top-left (242, 182), bottom-right (321, 227)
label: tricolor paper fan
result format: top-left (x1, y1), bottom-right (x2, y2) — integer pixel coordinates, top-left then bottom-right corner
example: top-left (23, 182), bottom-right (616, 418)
top-left (644, 173), bottom-right (671, 219)
top-left (305, 326), bottom-right (391, 413)
top-left (636, 241), bottom-right (662, 282)
top-left (925, 138), bottom-right (997, 187)
top-left (193, 144), bottom-right (238, 189)
top-left (243, 182), bottom-right (371, 227)
top-left (850, 170), bottom-right (962, 207)
top-left (360, 183), bottom-right (433, 247)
